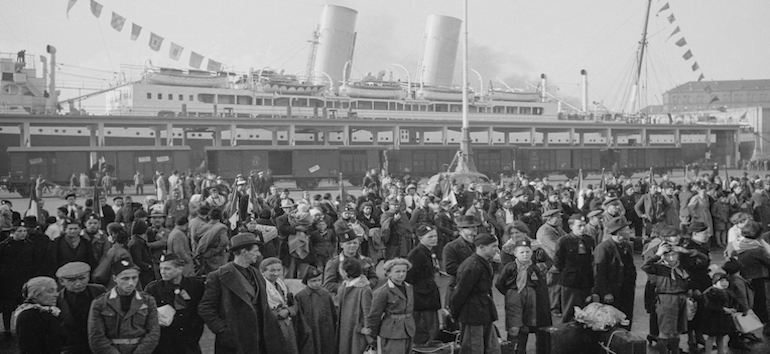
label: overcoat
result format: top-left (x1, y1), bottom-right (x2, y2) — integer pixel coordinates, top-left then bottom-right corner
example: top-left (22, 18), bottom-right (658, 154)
top-left (594, 238), bottom-right (636, 323)
top-left (295, 287), bottom-right (338, 354)
top-left (336, 276), bottom-right (373, 354)
top-left (405, 243), bottom-right (441, 311)
top-left (450, 253), bottom-right (497, 325)
top-left (197, 262), bottom-right (290, 354)
top-left (0, 237), bottom-right (38, 310)
top-left (57, 284), bottom-right (106, 353)
top-left (145, 277), bottom-right (206, 354)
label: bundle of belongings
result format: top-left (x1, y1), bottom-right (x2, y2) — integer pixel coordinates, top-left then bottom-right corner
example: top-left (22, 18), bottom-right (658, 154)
top-left (574, 302), bottom-right (630, 331)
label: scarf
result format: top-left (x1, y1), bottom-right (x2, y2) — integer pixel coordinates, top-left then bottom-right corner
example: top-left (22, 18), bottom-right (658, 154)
top-left (11, 302), bottom-right (60, 333)
top-left (264, 278), bottom-right (289, 309)
top-left (288, 211), bottom-right (313, 259)
top-left (344, 275), bottom-right (369, 288)
top-left (514, 259), bottom-right (532, 293)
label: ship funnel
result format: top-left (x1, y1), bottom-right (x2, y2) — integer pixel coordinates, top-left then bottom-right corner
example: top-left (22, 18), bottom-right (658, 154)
top-left (46, 45), bottom-right (57, 113)
top-left (418, 15), bottom-right (461, 87)
top-left (311, 5), bottom-right (358, 89)
top-left (540, 74), bottom-right (547, 102)
top-left (581, 69), bottom-right (588, 113)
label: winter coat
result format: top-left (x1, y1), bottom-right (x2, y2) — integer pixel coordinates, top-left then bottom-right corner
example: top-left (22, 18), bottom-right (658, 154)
top-left (336, 276), bottom-right (373, 354)
top-left (450, 254), bottom-right (497, 325)
top-left (197, 262), bottom-right (290, 354)
top-left (554, 233), bottom-right (595, 289)
top-left (295, 287), bottom-right (338, 354)
top-left (145, 277), bottom-right (206, 354)
top-left (0, 238), bottom-right (39, 308)
top-left (323, 253), bottom-right (378, 296)
top-left (57, 284), bottom-right (107, 352)
top-left (16, 304), bottom-right (63, 354)
top-left (406, 243), bottom-right (441, 311)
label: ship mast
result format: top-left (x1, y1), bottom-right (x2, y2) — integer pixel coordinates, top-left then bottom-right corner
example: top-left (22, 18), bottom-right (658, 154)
top-left (459, 0), bottom-right (477, 172)
top-left (625, 0), bottom-right (653, 114)
top-left (305, 26), bottom-right (319, 84)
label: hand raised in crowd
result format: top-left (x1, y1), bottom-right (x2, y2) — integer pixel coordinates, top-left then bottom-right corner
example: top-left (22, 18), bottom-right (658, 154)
top-left (603, 293), bottom-right (614, 304)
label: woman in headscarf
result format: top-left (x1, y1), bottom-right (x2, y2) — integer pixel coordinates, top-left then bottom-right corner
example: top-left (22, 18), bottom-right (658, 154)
top-left (0, 223), bottom-right (39, 339)
top-left (13, 276), bottom-right (62, 354)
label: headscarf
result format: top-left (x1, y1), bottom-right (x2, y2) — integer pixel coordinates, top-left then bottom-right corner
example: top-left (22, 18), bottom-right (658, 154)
top-left (11, 277), bottom-right (60, 333)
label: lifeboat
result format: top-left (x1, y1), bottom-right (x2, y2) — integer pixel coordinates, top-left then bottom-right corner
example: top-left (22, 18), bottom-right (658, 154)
top-left (254, 68), bottom-right (327, 96)
top-left (144, 65), bottom-right (228, 88)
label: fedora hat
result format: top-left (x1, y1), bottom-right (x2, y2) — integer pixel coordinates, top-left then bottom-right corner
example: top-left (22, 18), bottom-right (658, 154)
top-left (230, 232), bottom-right (260, 252)
top-left (605, 217), bottom-right (631, 235)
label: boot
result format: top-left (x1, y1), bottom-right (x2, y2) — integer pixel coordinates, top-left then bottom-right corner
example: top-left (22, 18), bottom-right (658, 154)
top-left (655, 338), bottom-right (669, 354)
top-left (515, 328), bottom-right (529, 354)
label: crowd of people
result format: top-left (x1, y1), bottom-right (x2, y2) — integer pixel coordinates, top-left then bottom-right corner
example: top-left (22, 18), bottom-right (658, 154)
top-left (1, 166), bottom-right (770, 354)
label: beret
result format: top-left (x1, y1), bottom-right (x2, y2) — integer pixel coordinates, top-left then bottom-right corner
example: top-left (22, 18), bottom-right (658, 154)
top-left (473, 233), bottom-right (498, 246)
top-left (134, 209), bottom-right (148, 218)
top-left (416, 225), bottom-right (438, 238)
top-left (602, 197), bottom-right (620, 207)
top-left (569, 214), bottom-right (585, 221)
top-left (111, 259), bottom-right (139, 276)
top-left (339, 229), bottom-right (359, 243)
top-left (159, 253), bottom-right (185, 264)
top-left (658, 226), bottom-right (681, 238)
top-left (56, 262), bottom-right (91, 278)
top-left (132, 220), bottom-right (148, 235)
top-left (176, 216), bottom-right (189, 226)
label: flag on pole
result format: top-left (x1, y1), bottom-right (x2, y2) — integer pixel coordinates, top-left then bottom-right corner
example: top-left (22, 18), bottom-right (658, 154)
top-left (668, 14), bottom-right (676, 23)
top-left (675, 38), bottom-right (687, 47)
top-left (709, 96), bottom-right (719, 104)
top-left (599, 168), bottom-right (606, 191)
top-left (740, 111), bottom-right (748, 120)
top-left (92, 184), bottom-right (102, 218)
top-left (698, 73), bottom-right (705, 81)
top-left (668, 26), bottom-right (681, 40)
top-left (189, 52), bottom-right (204, 69)
top-left (90, 0), bottom-right (103, 18)
top-left (66, 0), bottom-right (78, 18)
top-left (110, 12), bottom-right (126, 32)
top-left (131, 23), bottom-right (142, 40)
top-left (682, 50), bottom-right (693, 60)
top-left (338, 173), bottom-right (348, 214)
top-left (207, 59), bottom-right (222, 72)
top-left (25, 182), bottom-right (39, 220)
top-left (657, 3), bottom-right (670, 14)
top-left (169, 43), bottom-right (184, 61)
top-left (149, 33), bottom-right (164, 52)
top-left (691, 62), bottom-right (699, 71)
top-left (224, 187), bottom-right (239, 229)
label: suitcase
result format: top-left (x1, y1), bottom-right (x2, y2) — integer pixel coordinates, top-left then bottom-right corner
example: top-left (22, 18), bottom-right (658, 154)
top-left (539, 322), bottom-right (597, 354)
top-left (597, 327), bottom-right (646, 354)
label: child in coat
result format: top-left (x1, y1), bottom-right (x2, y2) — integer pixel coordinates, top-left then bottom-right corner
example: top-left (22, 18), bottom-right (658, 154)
top-left (495, 237), bottom-right (552, 354)
top-left (701, 273), bottom-right (739, 354)
top-left (295, 267), bottom-right (338, 354)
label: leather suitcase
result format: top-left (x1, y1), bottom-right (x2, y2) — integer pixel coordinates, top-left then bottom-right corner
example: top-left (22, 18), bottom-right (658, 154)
top-left (597, 327), bottom-right (646, 354)
top-left (539, 322), bottom-right (597, 354)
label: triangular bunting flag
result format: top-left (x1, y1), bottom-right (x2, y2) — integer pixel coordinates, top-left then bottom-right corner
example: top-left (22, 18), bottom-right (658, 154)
top-left (149, 33), bottom-right (164, 52)
top-left (668, 26), bottom-right (681, 39)
top-left (668, 14), bottom-right (676, 23)
top-left (698, 74), bottom-right (705, 81)
top-left (131, 23), bottom-right (142, 41)
top-left (740, 111), bottom-right (748, 120)
top-left (691, 62), bottom-right (699, 71)
top-left (704, 85), bottom-right (712, 94)
top-left (110, 12), bottom-right (126, 32)
top-left (709, 96), bottom-right (719, 104)
top-left (658, 3), bottom-right (670, 14)
top-left (675, 38), bottom-right (687, 47)
top-left (66, 0), bottom-right (78, 18)
top-left (682, 50), bottom-right (693, 60)
top-left (207, 59), bottom-right (222, 72)
top-left (90, 0), bottom-right (103, 18)
top-left (189, 52), bottom-right (204, 69)
top-left (169, 43), bottom-right (184, 61)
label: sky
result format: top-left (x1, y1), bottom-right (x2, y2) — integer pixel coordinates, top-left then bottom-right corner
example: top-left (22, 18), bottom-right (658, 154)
top-left (1, 0), bottom-right (768, 113)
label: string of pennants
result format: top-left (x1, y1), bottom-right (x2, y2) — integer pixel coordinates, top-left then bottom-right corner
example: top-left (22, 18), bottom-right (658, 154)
top-left (657, 3), bottom-right (719, 104)
top-left (66, 0), bottom-right (224, 72)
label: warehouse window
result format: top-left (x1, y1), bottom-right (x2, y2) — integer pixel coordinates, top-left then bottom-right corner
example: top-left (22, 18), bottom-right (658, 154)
top-left (146, 93), bottom-right (151, 99)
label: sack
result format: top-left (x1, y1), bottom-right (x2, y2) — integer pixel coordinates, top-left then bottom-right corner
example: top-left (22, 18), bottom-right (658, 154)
top-left (574, 302), bottom-right (629, 331)
top-left (685, 297), bottom-right (697, 321)
top-left (733, 310), bottom-right (764, 334)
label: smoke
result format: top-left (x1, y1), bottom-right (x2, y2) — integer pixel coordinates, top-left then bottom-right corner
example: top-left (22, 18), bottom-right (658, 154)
top-left (461, 41), bottom-right (537, 90)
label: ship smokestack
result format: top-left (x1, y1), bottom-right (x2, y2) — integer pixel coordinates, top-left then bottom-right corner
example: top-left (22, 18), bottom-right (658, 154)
top-left (46, 45), bottom-right (57, 113)
top-left (581, 69), bottom-right (588, 113)
top-left (540, 73), bottom-right (547, 103)
top-left (311, 5), bottom-right (357, 90)
top-left (418, 15), bottom-right (461, 87)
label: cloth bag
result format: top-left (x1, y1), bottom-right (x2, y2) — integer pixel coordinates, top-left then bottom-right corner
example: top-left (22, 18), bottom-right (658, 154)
top-left (732, 310), bottom-right (763, 334)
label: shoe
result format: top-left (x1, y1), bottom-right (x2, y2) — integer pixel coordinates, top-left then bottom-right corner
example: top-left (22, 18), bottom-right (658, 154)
top-left (742, 333), bottom-right (762, 342)
top-left (728, 339), bottom-right (750, 350)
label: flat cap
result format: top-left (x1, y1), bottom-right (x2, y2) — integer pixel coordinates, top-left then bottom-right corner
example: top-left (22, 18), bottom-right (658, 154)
top-left (56, 262), bottom-right (91, 278)
top-left (542, 209), bottom-right (561, 218)
top-left (569, 213), bottom-right (585, 221)
top-left (689, 221), bottom-right (708, 233)
top-left (602, 197), bottom-right (620, 207)
top-left (587, 209), bottom-right (604, 218)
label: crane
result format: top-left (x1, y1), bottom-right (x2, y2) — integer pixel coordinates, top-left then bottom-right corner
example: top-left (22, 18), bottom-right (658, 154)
top-left (57, 80), bottom-right (139, 115)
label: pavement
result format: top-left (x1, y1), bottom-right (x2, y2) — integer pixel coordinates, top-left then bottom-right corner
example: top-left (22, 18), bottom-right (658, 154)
top-left (2, 168), bottom-right (770, 353)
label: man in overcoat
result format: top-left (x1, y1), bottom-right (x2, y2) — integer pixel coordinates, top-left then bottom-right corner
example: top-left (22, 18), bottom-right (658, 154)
top-left (442, 215), bottom-right (478, 307)
top-left (450, 233), bottom-right (501, 354)
top-left (197, 233), bottom-right (289, 354)
top-left (594, 217), bottom-right (637, 329)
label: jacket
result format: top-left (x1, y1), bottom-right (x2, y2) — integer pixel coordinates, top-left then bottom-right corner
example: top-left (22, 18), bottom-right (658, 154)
top-left (495, 250), bottom-right (552, 329)
top-left (128, 235), bottom-right (155, 287)
top-left (536, 223), bottom-right (565, 260)
top-left (366, 279), bottom-right (416, 340)
top-left (49, 236), bottom-right (97, 275)
top-left (145, 277), bottom-right (206, 354)
top-left (405, 243), bottom-right (442, 311)
top-left (87, 288), bottom-right (160, 354)
top-left (195, 222), bottom-right (229, 276)
top-left (733, 247), bottom-right (770, 281)
top-left (197, 262), bottom-right (290, 354)
top-left (57, 284), bottom-right (107, 352)
top-left (167, 227), bottom-right (195, 276)
top-left (634, 193), bottom-right (668, 223)
top-left (553, 233), bottom-right (595, 289)
top-left (593, 239), bottom-right (637, 298)
top-left (450, 253), bottom-right (497, 325)
top-left (322, 253), bottom-right (378, 295)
